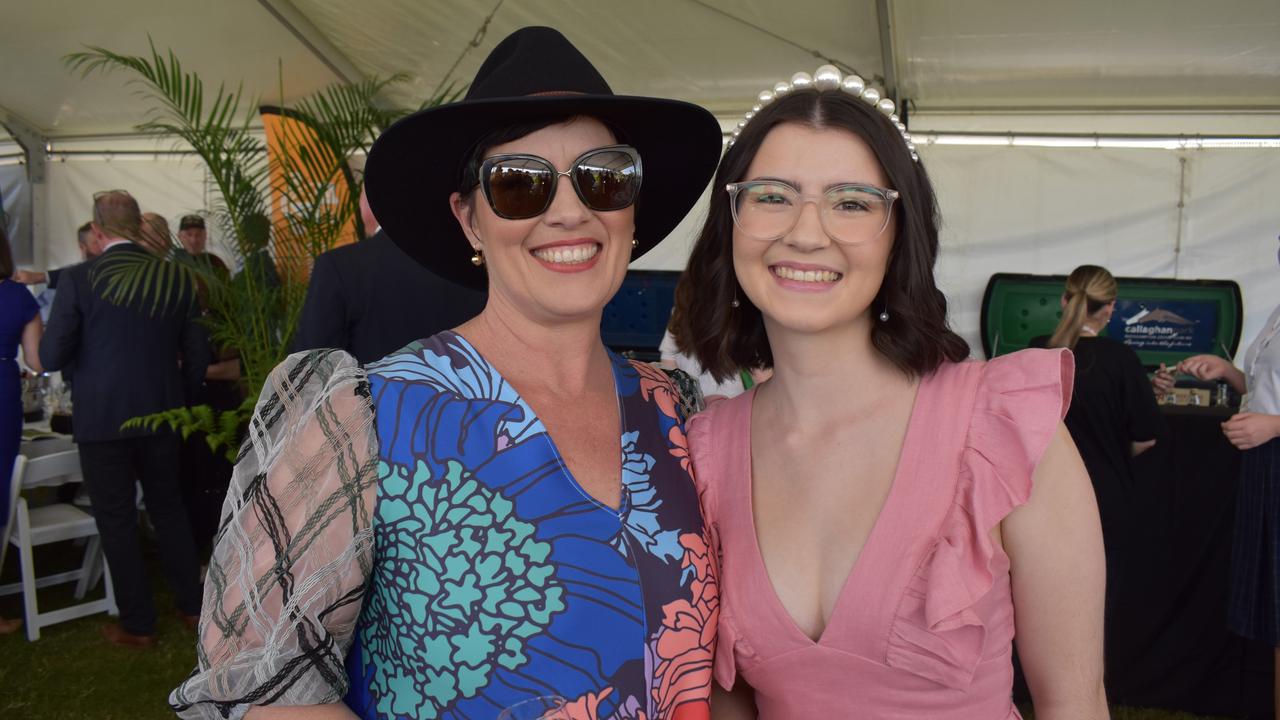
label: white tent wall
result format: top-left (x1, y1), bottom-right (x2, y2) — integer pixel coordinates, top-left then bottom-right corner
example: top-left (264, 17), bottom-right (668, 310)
top-left (634, 140), bottom-right (1280, 357)
top-left (23, 137), bottom-right (1279, 360)
top-left (42, 155), bottom-right (208, 272)
top-left (1179, 149), bottom-right (1280, 349)
top-left (927, 143), bottom-right (1280, 356)
top-left (0, 162), bottom-right (32, 265)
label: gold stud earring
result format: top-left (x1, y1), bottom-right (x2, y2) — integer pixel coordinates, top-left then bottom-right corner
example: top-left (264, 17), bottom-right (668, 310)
top-left (471, 248), bottom-right (484, 266)
top-left (631, 238), bottom-right (639, 248)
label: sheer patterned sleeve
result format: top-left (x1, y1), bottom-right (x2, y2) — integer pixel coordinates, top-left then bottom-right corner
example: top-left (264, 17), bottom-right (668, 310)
top-left (171, 349), bottom-right (379, 719)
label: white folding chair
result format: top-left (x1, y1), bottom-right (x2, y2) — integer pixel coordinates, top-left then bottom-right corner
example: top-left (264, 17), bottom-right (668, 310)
top-left (0, 450), bottom-right (117, 641)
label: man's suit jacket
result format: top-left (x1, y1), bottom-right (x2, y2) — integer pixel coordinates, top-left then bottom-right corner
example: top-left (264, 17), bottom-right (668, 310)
top-left (39, 243), bottom-right (211, 443)
top-left (292, 230), bottom-right (486, 364)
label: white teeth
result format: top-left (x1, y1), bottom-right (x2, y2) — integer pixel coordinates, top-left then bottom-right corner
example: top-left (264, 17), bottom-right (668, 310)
top-left (772, 266), bottom-right (841, 282)
top-left (533, 244), bottom-right (600, 264)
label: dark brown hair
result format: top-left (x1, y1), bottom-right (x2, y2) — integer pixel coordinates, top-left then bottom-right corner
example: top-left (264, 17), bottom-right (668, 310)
top-left (672, 88), bottom-right (968, 380)
top-left (0, 226), bottom-right (13, 279)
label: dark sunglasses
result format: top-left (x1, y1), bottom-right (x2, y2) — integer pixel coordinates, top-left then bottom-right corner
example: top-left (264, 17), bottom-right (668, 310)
top-left (477, 145), bottom-right (642, 220)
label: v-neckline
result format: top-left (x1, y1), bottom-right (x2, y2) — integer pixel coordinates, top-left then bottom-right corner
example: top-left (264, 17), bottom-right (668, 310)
top-left (444, 331), bottom-right (629, 515)
top-left (741, 374), bottom-right (931, 646)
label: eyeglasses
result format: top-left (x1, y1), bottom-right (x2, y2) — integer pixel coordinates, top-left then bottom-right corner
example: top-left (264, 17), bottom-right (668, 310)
top-left (477, 145), bottom-right (642, 220)
top-left (726, 181), bottom-right (899, 245)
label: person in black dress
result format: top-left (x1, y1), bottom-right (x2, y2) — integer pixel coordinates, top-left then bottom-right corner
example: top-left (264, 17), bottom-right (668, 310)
top-left (1031, 265), bottom-right (1168, 630)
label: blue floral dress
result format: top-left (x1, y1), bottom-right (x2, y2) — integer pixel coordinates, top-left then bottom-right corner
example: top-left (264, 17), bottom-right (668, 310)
top-left (171, 333), bottom-right (716, 720)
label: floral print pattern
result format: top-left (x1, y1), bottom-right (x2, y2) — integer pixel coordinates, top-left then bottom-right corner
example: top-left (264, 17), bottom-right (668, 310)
top-left (650, 532), bottom-right (717, 720)
top-left (343, 332), bottom-right (714, 719)
top-left (357, 458), bottom-right (566, 717)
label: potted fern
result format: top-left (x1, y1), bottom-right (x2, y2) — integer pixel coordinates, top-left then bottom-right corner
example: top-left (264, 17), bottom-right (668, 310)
top-left (64, 40), bottom-right (459, 459)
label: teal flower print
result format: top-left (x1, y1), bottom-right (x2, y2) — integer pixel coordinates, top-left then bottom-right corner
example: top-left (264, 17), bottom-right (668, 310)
top-left (361, 458), bottom-right (567, 718)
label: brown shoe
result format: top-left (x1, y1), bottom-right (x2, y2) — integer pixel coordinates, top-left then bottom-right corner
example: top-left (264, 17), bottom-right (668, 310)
top-left (0, 616), bottom-right (21, 635)
top-left (101, 623), bottom-right (157, 649)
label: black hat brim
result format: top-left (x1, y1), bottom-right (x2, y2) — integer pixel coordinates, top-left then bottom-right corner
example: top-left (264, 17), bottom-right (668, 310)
top-left (365, 94), bottom-right (723, 290)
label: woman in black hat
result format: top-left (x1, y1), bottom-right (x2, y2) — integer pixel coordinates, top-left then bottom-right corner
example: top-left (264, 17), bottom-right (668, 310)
top-left (172, 27), bottom-right (722, 720)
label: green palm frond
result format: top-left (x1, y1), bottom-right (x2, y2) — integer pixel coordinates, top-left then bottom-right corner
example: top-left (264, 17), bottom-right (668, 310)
top-left (66, 38), bottom-right (270, 261)
top-left (66, 40), bottom-right (414, 457)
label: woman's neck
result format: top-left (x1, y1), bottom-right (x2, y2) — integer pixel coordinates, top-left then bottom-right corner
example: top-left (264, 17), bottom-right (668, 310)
top-left (456, 299), bottom-right (610, 395)
top-left (757, 316), bottom-right (914, 429)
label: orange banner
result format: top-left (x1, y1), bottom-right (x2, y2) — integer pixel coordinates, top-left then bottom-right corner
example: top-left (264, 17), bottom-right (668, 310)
top-left (260, 106), bottom-right (358, 281)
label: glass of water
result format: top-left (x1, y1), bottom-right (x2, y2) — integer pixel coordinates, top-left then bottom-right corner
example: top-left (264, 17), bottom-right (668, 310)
top-left (497, 695), bottom-right (569, 720)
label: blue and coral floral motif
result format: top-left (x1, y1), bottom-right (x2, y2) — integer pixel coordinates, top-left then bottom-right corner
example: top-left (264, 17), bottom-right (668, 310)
top-left (344, 332), bottom-right (714, 719)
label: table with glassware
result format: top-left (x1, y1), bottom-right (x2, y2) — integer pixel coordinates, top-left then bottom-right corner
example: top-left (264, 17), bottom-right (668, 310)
top-left (19, 373), bottom-right (77, 487)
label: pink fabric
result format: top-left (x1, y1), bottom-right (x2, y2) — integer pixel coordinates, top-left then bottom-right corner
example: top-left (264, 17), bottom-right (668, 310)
top-left (687, 349), bottom-right (1073, 719)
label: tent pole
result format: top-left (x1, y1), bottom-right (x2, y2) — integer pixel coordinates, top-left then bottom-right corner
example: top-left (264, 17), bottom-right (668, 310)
top-left (875, 0), bottom-right (900, 109)
top-left (0, 107), bottom-right (47, 268)
top-left (256, 0), bottom-right (366, 86)
top-left (1173, 156), bottom-right (1188, 279)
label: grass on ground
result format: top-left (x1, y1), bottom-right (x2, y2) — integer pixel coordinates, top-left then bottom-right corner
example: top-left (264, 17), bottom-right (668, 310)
top-left (0, 536), bottom-right (196, 720)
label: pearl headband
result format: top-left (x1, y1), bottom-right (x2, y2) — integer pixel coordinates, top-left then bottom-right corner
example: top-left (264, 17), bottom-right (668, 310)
top-left (727, 64), bottom-right (918, 162)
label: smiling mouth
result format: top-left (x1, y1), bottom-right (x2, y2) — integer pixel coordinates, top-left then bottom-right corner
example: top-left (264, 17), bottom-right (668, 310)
top-left (531, 243), bottom-right (601, 265)
top-left (771, 265), bottom-right (843, 283)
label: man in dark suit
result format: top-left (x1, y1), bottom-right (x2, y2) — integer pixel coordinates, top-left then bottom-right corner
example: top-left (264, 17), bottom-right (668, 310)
top-left (39, 190), bottom-right (210, 648)
top-left (292, 187), bottom-right (485, 363)
top-left (13, 221), bottom-right (102, 289)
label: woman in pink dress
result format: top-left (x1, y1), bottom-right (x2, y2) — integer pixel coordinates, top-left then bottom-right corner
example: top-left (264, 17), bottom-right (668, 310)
top-left (670, 67), bottom-right (1109, 718)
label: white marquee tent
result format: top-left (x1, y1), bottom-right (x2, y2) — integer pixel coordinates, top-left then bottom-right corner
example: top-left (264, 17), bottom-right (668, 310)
top-left (3, 0), bottom-right (1279, 352)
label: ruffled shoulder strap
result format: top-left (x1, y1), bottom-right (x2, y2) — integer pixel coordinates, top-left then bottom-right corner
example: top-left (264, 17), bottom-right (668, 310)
top-left (685, 392), bottom-right (755, 691)
top-left (171, 349), bottom-right (380, 718)
top-left (967, 347), bottom-right (1074, 511)
top-left (685, 391), bottom-right (752, 521)
top-left (944, 348), bottom-right (1074, 618)
top-left (887, 348), bottom-right (1073, 690)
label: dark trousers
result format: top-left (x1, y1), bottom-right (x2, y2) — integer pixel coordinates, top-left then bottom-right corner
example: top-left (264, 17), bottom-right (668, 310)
top-left (79, 434), bottom-right (202, 636)
top-left (179, 434), bottom-right (233, 560)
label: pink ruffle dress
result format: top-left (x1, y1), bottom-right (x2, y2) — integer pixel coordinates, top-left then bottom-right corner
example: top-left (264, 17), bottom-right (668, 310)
top-left (687, 349), bottom-right (1073, 719)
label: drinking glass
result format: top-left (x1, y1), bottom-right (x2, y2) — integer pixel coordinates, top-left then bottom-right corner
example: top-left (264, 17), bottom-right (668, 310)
top-left (497, 695), bottom-right (569, 720)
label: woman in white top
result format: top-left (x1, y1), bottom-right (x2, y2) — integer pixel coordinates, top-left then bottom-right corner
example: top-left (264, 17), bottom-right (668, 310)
top-left (1180, 296), bottom-right (1280, 712)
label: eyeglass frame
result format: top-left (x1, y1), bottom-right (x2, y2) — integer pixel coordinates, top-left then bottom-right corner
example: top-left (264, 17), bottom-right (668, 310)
top-left (724, 180), bottom-right (900, 245)
top-left (475, 144), bottom-right (643, 220)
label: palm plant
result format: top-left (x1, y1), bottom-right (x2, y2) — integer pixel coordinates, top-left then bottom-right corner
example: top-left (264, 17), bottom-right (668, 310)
top-left (64, 39), bottom-right (460, 458)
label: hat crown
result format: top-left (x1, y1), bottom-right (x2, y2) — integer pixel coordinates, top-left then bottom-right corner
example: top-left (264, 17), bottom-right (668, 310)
top-left (466, 27), bottom-right (613, 101)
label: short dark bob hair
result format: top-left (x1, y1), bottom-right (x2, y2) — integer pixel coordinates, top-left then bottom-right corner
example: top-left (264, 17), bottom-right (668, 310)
top-left (671, 88), bottom-right (968, 381)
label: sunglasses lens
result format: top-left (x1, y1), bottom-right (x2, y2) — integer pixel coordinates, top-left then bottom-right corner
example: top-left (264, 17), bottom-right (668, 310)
top-left (573, 149), bottom-right (640, 211)
top-left (486, 159), bottom-right (555, 218)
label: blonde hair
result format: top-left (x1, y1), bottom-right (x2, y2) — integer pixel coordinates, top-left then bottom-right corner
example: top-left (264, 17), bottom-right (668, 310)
top-left (1048, 265), bottom-right (1118, 350)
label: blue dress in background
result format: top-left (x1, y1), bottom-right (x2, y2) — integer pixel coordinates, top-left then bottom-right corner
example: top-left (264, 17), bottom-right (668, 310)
top-left (0, 279), bottom-right (39, 524)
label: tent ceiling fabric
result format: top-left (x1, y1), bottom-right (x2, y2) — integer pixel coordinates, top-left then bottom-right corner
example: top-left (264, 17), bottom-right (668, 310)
top-left (0, 0), bottom-right (340, 137)
top-left (291, 0), bottom-right (887, 116)
top-left (897, 0), bottom-right (1280, 111)
top-left (1, 0), bottom-right (1278, 138)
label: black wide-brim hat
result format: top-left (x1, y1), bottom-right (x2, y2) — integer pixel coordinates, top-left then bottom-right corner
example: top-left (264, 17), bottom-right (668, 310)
top-left (365, 26), bottom-right (723, 290)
